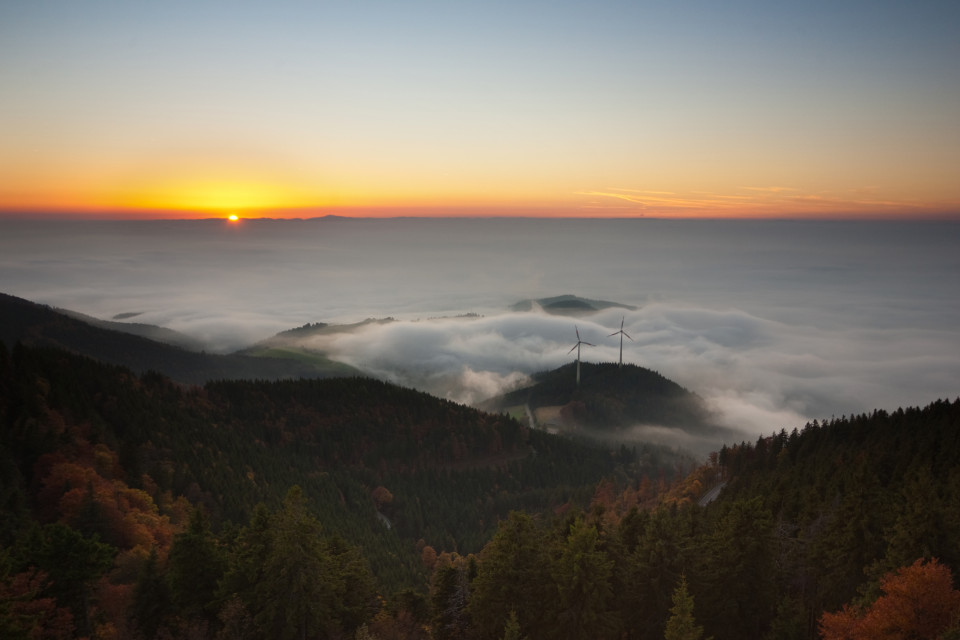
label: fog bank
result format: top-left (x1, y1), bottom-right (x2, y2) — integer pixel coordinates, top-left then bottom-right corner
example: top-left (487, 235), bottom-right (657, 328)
top-left (2, 217), bottom-right (958, 440)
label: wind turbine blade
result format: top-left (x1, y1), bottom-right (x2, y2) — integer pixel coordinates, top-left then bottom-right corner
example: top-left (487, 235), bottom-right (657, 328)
top-left (583, 341), bottom-right (595, 347)
top-left (568, 344), bottom-right (578, 354)
top-left (575, 326), bottom-right (581, 340)
top-left (608, 331), bottom-right (619, 337)
top-left (623, 331), bottom-right (634, 341)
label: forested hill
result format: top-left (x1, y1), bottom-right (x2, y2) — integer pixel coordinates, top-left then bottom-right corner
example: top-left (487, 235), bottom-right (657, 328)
top-left (716, 400), bottom-right (960, 593)
top-left (0, 343), bottom-right (663, 551)
top-left (5, 337), bottom-right (960, 639)
top-left (487, 362), bottom-right (737, 443)
top-left (426, 399), bottom-right (960, 640)
top-left (0, 341), bottom-right (694, 637)
top-left (0, 292), bottom-right (358, 384)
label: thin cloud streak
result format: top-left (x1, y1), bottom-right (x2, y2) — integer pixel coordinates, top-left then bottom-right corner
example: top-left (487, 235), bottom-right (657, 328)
top-left (577, 186), bottom-right (959, 218)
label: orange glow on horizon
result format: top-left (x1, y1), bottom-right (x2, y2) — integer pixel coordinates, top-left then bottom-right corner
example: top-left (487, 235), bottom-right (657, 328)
top-left (0, 181), bottom-right (957, 221)
top-left (115, 178), bottom-right (318, 214)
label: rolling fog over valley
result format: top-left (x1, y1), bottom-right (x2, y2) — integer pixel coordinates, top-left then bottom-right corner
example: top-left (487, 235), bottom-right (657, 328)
top-left (2, 217), bottom-right (958, 440)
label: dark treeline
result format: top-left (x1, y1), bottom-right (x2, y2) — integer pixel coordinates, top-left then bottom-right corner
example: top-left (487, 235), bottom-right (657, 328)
top-left (427, 399), bottom-right (960, 640)
top-left (2, 340), bottom-right (960, 639)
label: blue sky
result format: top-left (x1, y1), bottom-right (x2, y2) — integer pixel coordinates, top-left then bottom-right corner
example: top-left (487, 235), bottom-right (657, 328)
top-left (2, 0), bottom-right (958, 217)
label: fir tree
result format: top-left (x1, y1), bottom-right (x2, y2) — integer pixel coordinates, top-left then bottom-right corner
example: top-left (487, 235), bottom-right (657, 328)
top-left (168, 507), bottom-right (226, 623)
top-left (130, 547), bottom-right (171, 639)
top-left (664, 575), bottom-right (709, 640)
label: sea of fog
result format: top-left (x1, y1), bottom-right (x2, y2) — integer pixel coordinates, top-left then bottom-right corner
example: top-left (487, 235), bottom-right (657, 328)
top-left (2, 217), bottom-right (958, 440)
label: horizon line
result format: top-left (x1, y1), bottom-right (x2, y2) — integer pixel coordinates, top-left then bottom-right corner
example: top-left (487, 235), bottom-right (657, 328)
top-left (2, 211), bottom-right (960, 223)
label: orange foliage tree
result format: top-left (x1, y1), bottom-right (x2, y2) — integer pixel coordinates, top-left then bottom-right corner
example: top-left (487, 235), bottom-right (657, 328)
top-left (819, 558), bottom-right (960, 640)
top-left (36, 451), bottom-right (177, 552)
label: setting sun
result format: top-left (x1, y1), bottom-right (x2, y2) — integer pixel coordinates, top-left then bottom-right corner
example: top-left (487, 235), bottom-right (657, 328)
top-left (228, 214), bottom-right (239, 222)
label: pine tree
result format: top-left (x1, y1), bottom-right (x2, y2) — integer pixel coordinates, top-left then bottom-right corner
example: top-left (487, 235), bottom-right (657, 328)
top-left (168, 507), bottom-right (226, 623)
top-left (551, 518), bottom-right (619, 640)
top-left (130, 547), bottom-right (171, 639)
top-left (431, 562), bottom-right (471, 640)
top-left (502, 610), bottom-right (529, 640)
top-left (468, 511), bottom-right (551, 639)
top-left (254, 486), bottom-right (337, 640)
top-left (664, 575), bottom-right (709, 640)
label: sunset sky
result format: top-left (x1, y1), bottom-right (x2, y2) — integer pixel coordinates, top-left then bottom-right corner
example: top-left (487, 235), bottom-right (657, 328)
top-left (2, 0), bottom-right (958, 219)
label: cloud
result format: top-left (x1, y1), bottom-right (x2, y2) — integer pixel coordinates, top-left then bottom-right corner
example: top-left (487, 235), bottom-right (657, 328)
top-left (741, 186), bottom-right (799, 193)
top-left (282, 301), bottom-right (960, 440)
top-left (3, 217), bottom-right (958, 448)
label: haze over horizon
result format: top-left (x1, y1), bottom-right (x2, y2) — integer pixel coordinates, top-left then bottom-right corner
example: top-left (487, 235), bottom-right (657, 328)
top-left (2, 1), bottom-right (958, 219)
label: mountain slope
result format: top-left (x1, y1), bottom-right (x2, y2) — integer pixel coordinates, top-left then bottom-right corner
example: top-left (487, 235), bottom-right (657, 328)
top-left (0, 292), bottom-right (359, 384)
top-left (0, 343), bottom-right (676, 591)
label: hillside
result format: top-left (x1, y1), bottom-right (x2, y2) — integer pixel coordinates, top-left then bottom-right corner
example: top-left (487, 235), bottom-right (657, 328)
top-left (0, 343), bottom-right (681, 585)
top-left (419, 398), bottom-right (960, 640)
top-left (3, 338), bottom-right (959, 639)
top-left (484, 361), bottom-right (738, 453)
top-left (0, 292), bottom-right (360, 384)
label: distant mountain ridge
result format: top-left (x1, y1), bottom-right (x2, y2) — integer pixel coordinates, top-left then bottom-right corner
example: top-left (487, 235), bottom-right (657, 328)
top-left (57, 307), bottom-right (207, 351)
top-left (0, 292), bottom-right (359, 384)
top-left (510, 294), bottom-right (638, 315)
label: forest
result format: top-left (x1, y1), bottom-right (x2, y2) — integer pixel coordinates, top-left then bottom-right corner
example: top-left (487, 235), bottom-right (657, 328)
top-left (2, 340), bottom-right (960, 639)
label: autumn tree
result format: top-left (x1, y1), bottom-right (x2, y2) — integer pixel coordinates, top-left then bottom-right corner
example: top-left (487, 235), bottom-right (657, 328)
top-left (0, 565), bottom-right (75, 640)
top-left (13, 522), bottom-right (113, 637)
top-left (819, 558), bottom-right (960, 640)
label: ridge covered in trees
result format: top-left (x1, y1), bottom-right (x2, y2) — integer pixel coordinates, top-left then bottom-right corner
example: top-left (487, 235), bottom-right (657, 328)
top-left (0, 342), bottom-right (692, 637)
top-left (2, 336), bottom-right (959, 639)
top-left (484, 362), bottom-right (740, 452)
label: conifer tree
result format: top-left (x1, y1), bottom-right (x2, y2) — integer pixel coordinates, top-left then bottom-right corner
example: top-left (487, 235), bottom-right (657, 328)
top-left (502, 610), bottom-right (529, 640)
top-left (169, 507), bottom-right (226, 623)
top-left (431, 562), bottom-right (470, 640)
top-left (131, 547), bottom-right (171, 639)
top-left (551, 518), bottom-right (619, 640)
top-left (664, 575), bottom-right (709, 640)
top-left (468, 511), bottom-right (551, 639)
top-left (254, 486), bottom-right (337, 640)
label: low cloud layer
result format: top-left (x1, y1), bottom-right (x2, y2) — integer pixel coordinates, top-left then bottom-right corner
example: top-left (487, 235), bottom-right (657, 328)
top-left (293, 304), bottom-right (960, 438)
top-left (2, 217), bottom-right (958, 443)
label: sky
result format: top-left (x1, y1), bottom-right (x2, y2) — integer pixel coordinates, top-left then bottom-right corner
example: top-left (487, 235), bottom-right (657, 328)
top-left (2, 217), bottom-right (958, 445)
top-left (2, 0), bottom-right (959, 219)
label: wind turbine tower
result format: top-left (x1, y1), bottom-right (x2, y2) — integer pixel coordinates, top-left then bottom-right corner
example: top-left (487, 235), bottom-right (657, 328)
top-left (568, 326), bottom-right (595, 386)
top-left (608, 316), bottom-right (634, 368)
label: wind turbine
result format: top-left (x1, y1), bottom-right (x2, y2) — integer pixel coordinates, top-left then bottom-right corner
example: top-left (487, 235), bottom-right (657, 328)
top-left (568, 325), bottom-right (595, 386)
top-left (608, 316), bottom-right (634, 368)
